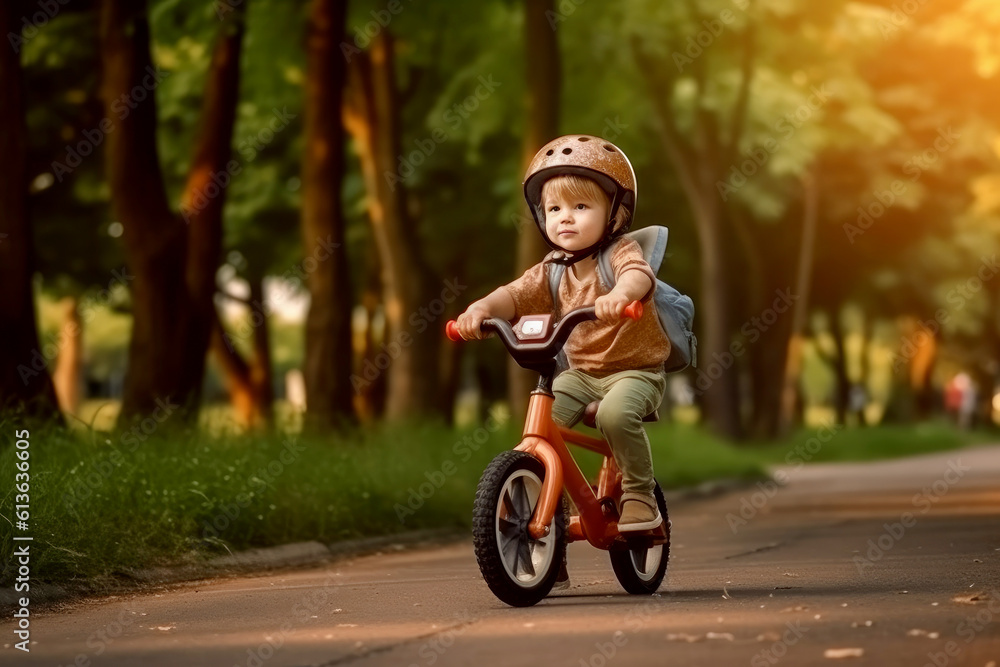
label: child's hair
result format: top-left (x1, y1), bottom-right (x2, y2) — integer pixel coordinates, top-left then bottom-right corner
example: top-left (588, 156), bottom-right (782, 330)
top-left (541, 174), bottom-right (631, 232)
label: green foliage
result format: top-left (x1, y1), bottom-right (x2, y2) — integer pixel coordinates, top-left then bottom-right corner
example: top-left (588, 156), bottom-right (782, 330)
top-left (14, 0), bottom-right (1000, 435)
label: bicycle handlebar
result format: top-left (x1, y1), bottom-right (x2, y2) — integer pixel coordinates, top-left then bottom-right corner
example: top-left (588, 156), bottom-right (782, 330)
top-left (445, 300), bottom-right (643, 350)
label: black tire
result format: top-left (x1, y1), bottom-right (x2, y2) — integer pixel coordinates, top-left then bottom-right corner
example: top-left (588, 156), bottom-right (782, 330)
top-left (609, 482), bottom-right (670, 594)
top-left (473, 450), bottom-right (567, 607)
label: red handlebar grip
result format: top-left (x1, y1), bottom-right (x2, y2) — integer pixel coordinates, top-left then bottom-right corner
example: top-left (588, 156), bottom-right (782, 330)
top-left (445, 320), bottom-right (462, 341)
top-left (623, 301), bottom-right (643, 321)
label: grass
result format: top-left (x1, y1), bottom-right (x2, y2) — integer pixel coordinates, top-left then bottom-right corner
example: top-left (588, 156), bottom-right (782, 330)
top-left (0, 415), bottom-right (991, 596)
top-left (749, 420), bottom-right (987, 465)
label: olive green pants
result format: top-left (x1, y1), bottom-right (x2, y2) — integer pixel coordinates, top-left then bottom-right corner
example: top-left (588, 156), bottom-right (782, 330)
top-left (551, 368), bottom-right (666, 496)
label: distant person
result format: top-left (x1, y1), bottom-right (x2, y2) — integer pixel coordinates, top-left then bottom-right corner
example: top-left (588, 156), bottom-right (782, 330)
top-left (944, 375), bottom-right (963, 423)
top-left (848, 383), bottom-right (868, 425)
top-left (956, 373), bottom-right (977, 430)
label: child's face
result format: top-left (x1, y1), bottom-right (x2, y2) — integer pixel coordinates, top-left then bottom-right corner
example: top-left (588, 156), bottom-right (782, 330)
top-left (543, 190), bottom-right (609, 253)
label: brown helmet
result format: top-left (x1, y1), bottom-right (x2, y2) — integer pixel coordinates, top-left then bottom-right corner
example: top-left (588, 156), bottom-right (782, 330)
top-left (523, 135), bottom-right (637, 258)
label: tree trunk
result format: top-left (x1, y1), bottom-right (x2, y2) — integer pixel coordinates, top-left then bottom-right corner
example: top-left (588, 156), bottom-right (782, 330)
top-left (354, 240), bottom-right (386, 422)
top-left (343, 30), bottom-right (441, 421)
top-left (854, 311), bottom-right (872, 426)
top-left (778, 172), bottom-right (819, 435)
top-left (52, 296), bottom-right (83, 416)
top-left (248, 278), bottom-right (274, 426)
top-left (693, 187), bottom-right (743, 439)
top-left (0, 2), bottom-right (61, 420)
top-left (910, 321), bottom-right (937, 420)
top-left (632, 25), bottom-right (752, 440)
top-left (301, 0), bottom-right (354, 431)
top-left (508, 0), bottom-right (561, 422)
top-left (210, 277), bottom-right (273, 430)
top-left (828, 308), bottom-right (850, 425)
top-left (210, 315), bottom-right (257, 428)
top-left (883, 316), bottom-right (937, 424)
top-left (984, 287), bottom-right (1000, 428)
top-left (100, 0), bottom-right (245, 426)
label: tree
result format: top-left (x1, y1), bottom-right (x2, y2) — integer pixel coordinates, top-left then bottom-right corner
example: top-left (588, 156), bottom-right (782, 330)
top-left (342, 28), bottom-right (443, 420)
top-left (0, 1), bottom-right (61, 420)
top-left (301, 0), bottom-right (355, 429)
top-left (629, 0), bottom-right (762, 438)
top-left (507, 0), bottom-right (562, 421)
top-left (99, 0), bottom-right (246, 425)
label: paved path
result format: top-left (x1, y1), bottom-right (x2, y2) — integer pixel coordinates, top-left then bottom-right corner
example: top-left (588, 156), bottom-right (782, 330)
top-left (5, 445), bottom-right (1000, 666)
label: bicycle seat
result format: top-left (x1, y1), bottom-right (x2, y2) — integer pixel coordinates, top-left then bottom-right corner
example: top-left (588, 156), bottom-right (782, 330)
top-left (582, 401), bottom-right (659, 429)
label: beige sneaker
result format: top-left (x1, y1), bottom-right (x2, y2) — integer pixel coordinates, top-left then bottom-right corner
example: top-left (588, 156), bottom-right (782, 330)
top-left (551, 559), bottom-right (570, 591)
top-left (617, 492), bottom-right (662, 532)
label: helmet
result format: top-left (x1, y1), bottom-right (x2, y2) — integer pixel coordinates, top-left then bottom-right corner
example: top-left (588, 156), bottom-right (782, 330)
top-left (522, 135), bottom-right (637, 261)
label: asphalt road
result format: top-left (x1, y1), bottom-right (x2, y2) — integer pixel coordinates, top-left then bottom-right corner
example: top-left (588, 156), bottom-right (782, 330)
top-left (6, 445), bottom-right (1000, 667)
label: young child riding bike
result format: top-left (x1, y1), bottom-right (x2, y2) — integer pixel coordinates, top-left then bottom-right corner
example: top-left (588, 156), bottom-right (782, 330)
top-left (455, 134), bottom-right (672, 533)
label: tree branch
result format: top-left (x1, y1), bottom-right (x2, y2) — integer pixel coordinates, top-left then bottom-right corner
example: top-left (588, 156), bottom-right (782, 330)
top-left (630, 38), bottom-right (696, 182)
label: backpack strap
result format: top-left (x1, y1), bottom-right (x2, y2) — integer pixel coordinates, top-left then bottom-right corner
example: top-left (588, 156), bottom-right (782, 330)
top-left (595, 226), bottom-right (670, 290)
top-left (546, 260), bottom-right (565, 310)
top-left (545, 260), bottom-right (570, 374)
top-left (597, 245), bottom-right (615, 291)
top-left (628, 226), bottom-right (669, 274)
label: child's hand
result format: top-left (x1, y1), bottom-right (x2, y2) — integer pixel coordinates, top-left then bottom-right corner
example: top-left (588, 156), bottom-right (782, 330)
top-left (594, 292), bottom-right (632, 323)
top-left (455, 305), bottom-right (492, 340)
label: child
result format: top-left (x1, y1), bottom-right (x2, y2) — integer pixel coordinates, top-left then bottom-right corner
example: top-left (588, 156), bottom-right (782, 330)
top-left (455, 134), bottom-right (671, 532)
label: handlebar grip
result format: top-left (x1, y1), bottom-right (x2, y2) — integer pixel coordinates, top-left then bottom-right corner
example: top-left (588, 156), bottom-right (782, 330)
top-left (623, 300), bottom-right (643, 321)
top-left (445, 320), bottom-right (462, 342)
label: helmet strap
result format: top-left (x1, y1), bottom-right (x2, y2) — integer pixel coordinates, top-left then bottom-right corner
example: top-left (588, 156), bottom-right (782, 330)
top-left (549, 218), bottom-right (627, 267)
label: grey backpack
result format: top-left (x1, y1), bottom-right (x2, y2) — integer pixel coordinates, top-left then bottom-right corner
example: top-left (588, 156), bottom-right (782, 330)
top-left (546, 226), bottom-right (697, 373)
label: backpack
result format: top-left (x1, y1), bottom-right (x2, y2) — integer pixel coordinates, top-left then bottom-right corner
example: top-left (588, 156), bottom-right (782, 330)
top-left (546, 226), bottom-right (697, 374)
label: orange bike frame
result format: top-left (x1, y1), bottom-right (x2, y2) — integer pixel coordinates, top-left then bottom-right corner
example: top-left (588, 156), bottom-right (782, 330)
top-left (514, 391), bottom-right (669, 550)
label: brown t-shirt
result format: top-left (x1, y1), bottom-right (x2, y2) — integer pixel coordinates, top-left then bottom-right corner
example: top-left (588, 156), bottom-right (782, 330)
top-left (502, 238), bottom-right (671, 377)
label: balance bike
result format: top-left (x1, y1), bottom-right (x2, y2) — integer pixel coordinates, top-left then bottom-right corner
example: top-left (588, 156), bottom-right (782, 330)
top-left (445, 302), bottom-right (670, 607)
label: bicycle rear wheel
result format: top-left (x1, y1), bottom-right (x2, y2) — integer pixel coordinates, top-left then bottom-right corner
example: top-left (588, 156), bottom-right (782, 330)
top-left (609, 482), bottom-right (670, 594)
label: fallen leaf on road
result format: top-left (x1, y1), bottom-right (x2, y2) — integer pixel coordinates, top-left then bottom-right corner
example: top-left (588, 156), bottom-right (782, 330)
top-left (907, 629), bottom-right (938, 638)
top-left (850, 621), bottom-right (874, 628)
top-left (953, 592), bottom-right (987, 604)
top-left (666, 632), bottom-right (736, 643)
top-left (155, 626), bottom-right (175, 631)
top-left (783, 572), bottom-right (800, 578)
top-left (781, 605), bottom-right (808, 613)
top-left (824, 648), bottom-right (864, 659)
top-left (757, 632), bottom-right (781, 642)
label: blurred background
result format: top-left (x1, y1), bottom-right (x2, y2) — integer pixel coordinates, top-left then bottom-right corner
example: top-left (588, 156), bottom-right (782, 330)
top-left (3, 0), bottom-right (1000, 584)
top-left (3, 0), bottom-right (1000, 439)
